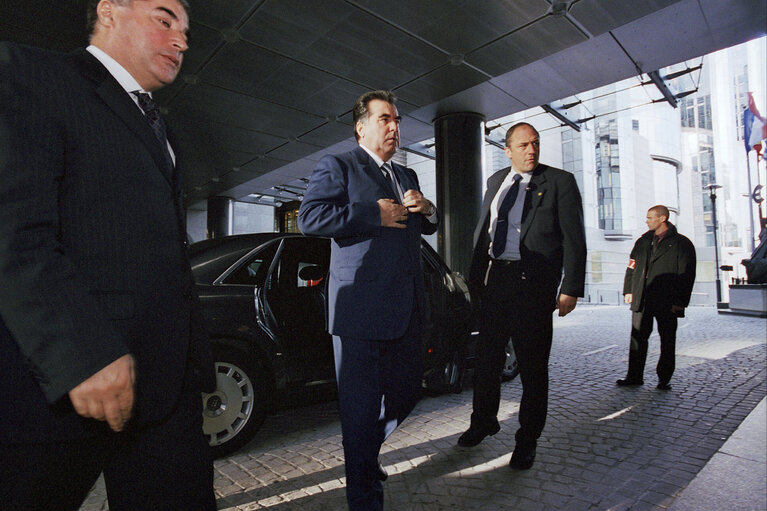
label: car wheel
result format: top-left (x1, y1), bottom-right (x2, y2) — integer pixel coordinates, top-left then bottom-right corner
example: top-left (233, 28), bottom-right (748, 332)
top-left (502, 338), bottom-right (519, 382)
top-left (202, 346), bottom-right (269, 458)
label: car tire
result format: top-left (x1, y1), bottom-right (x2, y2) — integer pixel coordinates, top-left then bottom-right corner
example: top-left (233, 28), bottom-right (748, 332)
top-left (502, 338), bottom-right (519, 382)
top-left (202, 345), bottom-right (269, 458)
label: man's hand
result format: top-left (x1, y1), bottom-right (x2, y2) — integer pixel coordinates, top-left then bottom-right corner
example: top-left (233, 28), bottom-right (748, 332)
top-left (69, 354), bottom-right (136, 432)
top-left (378, 198), bottom-right (408, 228)
top-left (402, 189), bottom-right (432, 215)
top-left (557, 294), bottom-right (577, 317)
top-left (670, 305), bottom-right (684, 314)
top-left (624, 293), bottom-right (633, 304)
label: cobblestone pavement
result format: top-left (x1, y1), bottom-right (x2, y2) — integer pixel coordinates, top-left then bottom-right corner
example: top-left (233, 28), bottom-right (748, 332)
top-left (80, 305), bottom-right (766, 510)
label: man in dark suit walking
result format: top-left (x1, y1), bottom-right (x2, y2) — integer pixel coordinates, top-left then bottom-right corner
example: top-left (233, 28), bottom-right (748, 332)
top-left (617, 205), bottom-right (696, 390)
top-left (298, 90), bottom-right (438, 511)
top-left (0, 1), bottom-right (216, 509)
top-left (458, 122), bottom-right (586, 470)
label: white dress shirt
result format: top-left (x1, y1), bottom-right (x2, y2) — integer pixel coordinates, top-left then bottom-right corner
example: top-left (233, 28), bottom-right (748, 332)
top-left (359, 144), bottom-right (437, 223)
top-left (488, 169), bottom-right (532, 260)
top-left (86, 45), bottom-right (176, 165)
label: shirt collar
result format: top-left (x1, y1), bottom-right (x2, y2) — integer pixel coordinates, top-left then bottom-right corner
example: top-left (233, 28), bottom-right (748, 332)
top-left (509, 167), bottom-right (533, 183)
top-left (86, 45), bottom-right (146, 97)
top-left (359, 144), bottom-right (388, 169)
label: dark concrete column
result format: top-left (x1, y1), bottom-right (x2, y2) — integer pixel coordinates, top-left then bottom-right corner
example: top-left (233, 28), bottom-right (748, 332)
top-left (434, 112), bottom-right (485, 277)
top-left (207, 196), bottom-right (234, 239)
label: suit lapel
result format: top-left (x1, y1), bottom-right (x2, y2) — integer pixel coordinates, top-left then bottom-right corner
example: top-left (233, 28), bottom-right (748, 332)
top-left (353, 146), bottom-right (399, 202)
top-left (474, 168), bottom-right (509, 247)
top-left (521, 165), bottom-right (547, 240)
top-left (392, 162), bottom-right (420, 203)
top-left (390, 162), bottom-right (408, 191)
top-left (73, 49), bottom-right (173, 189)
top-left (166, 125), bottom-right (187, 233)
top-left (482, 168), bottom-right (509, 218)
top-left (651, 235), bottom-right (674, 262)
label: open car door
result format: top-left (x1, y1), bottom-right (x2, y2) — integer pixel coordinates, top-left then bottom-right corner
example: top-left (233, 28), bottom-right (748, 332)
top-left (258, 236), bottom-right (334, 384)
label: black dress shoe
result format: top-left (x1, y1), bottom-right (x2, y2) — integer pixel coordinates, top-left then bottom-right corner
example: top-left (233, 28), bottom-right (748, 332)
top-left (377, 460), bottom-right (388, 481)
top-left (509, 442), bottom-right (536, 470)
top-left (656, 382), bottom-right (672, 391)
top-left (457, 422), bottom-right (501, 447)
top-left (616, 378), bottom-right (644, 386)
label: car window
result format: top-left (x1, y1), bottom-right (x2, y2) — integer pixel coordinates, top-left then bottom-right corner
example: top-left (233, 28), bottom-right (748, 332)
top-left (223, 241), bottom-right (279, 286)
top-left (270, 237), bottom-right (330, 291)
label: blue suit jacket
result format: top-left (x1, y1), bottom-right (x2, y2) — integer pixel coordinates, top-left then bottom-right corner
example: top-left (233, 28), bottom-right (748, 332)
top-left (298, 146), bottom-right (438, 340)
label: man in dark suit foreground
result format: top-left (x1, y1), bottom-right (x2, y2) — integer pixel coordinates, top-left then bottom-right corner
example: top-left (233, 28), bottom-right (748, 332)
top-left (617, 205), bottom-right (696, 391)
top-left (298, 90), bottom-right (438, 510)
top-left (0, 1), bottom-right (216, 509)
top-left (458, 122), bottom-right (586, 470)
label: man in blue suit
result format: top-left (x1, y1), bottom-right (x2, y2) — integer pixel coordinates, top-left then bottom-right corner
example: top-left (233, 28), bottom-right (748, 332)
top-left (298, 90), bottom-right (438, 511)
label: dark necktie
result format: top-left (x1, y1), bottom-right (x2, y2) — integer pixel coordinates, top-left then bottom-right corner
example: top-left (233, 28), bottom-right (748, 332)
top-left (132, 91), bottom-right (174, 176)
top-left (382, 162), bottom-right (401, 203)
top-left (492, 173), bottom-right (523, 258)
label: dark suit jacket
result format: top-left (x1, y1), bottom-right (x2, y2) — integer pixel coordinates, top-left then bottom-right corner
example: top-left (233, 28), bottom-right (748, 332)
top-left (0, 43), bottom-right (215, 442)
top-left (623, 222), bottom-right (696, 313)
top-left (297, 146), bottom-right (438, 340)
top-left (469, 164), bottom-right (586, 308)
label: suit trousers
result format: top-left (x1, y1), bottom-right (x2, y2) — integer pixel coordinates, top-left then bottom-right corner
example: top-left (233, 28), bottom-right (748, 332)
top-left (0, 360), bottom-right (215, 511)
top-left (333, 307), bottom-right (423, 511)
top-left (627, 308), bottom-right (677, 384)
top-left (471, 260), bottom-right (554, 446)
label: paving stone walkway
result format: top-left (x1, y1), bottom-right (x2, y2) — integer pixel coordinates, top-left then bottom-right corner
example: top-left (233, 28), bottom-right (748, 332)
top-left (80, 305), bottom-right (766, 510)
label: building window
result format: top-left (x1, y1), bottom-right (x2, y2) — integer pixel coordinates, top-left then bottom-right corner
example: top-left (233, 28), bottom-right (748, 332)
top-left (697, 95), bottom-right (712, 130)
top-left (724, 223), bottom-right (741, 248)
top-left (734, 69), bottom-right (749, 140)
top-left (652, 158), bottom-right (680, 213)
top-left (560, 127), bottom-right (584, 190)
top-left (591, 251), bottom-right (602, 283)
top-left (680, 97), bottom-right (695, 128)
top-left (595, 117), bottom-right (622, 233)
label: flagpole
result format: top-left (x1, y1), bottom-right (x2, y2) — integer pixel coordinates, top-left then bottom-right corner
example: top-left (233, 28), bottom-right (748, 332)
top-left (746, 150), bottom-right (756, 252)
top-left (758, 151), bottom-right (765, 230)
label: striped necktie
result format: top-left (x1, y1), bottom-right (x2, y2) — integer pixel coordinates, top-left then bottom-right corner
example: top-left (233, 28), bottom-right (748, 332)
top-left (492, 173), bottom-right (522, 258)
top-left (132, 91), bottom-right (174, 176)
top-left (381, 162), bottom-right (401, 203)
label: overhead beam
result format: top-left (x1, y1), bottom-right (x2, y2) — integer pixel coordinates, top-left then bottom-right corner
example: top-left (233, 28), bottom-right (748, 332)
top-left (541, 104), bottom-right (581, 132)
top-left (646, 70), bottom-right (678, 108)
top-left (400, 142), bottom-right (436, 160)
top-left (484, 136), bottom-right (505, 150)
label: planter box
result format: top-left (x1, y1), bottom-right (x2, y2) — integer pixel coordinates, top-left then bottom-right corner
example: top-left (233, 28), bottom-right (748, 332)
top-left (722, 284), bottom-right (767, 318)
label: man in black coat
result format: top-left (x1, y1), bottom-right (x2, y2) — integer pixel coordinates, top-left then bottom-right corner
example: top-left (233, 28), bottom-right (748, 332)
top-left (0, 1), bottom-right (216, 509)
top-left (617, 205), bottom-right (696, 391)
top-left (457, 122), bottom-right (586, 470)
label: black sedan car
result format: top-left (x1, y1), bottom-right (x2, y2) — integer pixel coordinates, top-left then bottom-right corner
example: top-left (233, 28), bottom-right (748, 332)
top-left (189, 233), bottom-right (474, 457)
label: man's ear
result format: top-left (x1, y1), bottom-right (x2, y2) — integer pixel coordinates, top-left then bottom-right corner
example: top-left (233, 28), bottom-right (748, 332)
top-left (96, 0), bottom-right (116, 30)
top-left (355, 121), bottom-right (365, 141)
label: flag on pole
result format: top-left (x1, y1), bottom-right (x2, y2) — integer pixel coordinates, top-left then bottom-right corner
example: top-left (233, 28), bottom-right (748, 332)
top-left (744, 92), bottom-right (766, 153)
